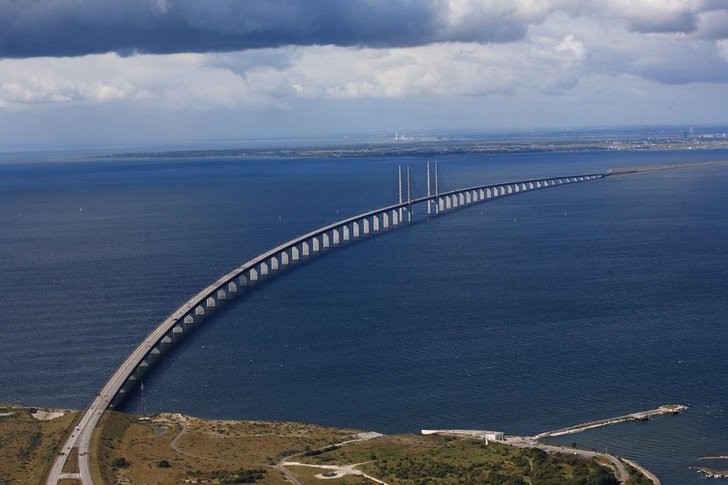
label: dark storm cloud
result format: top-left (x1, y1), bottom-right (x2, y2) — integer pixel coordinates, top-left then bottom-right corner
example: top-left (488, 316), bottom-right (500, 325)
top-left (0, 0), bottom-right (530, 58)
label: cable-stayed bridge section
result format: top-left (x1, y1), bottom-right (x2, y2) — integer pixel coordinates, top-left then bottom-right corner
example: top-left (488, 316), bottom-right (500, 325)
top-left (46, 167), bottom-right (606, 484)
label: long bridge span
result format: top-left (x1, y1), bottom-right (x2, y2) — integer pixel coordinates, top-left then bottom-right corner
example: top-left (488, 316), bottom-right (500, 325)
top-left (46, 167), bottom-right (607, 484)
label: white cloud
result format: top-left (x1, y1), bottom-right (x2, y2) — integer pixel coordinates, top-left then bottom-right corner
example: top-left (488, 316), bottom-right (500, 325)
top-left (0, 0), bottom-right (727, 148)
top-left (718, 40), bottom-right (728, 61)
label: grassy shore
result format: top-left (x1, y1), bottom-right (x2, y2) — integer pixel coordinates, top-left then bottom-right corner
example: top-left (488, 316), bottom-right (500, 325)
top-left (1, 404), bottom-right (656, 484)
top-left (0, 404), bottom-right (79, 485)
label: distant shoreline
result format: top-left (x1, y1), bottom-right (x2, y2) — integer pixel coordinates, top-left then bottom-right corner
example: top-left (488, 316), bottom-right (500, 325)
top-left (102, 135), bottom-right (728, 160)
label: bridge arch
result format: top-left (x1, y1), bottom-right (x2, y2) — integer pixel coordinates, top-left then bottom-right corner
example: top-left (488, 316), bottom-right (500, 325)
top-left (46, 168), bottom-right (608, 485)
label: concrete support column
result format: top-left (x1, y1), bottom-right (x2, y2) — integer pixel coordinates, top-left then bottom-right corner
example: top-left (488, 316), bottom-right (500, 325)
top-left (217, 289), bottom-right (227, 300)
top-left (363, 218), bottom-right (370, 235)
top-left (270, 256), bottom-right (279, 271)
top-left (259, 262), bottom-right (268, 276)
top-left (195, 306), bottom-right (205, 316)
top-left (312, 237), bottom-right (320, 253)
top-left (302, 241), bottom-right (310, 257)
top-left (332, 228), bottom-right (340, 245)
top-left (343, 225), bottom-right (350, 241)
top-left (239, 274), bottom-right (248, 287)
top-left (249, 268), bottom-right (259, 282)
top-left (373, 215), bottom-right (380, 232)
top-left (281, 251), bottom-right (289, 266)
top-left (438, 197), bottom-right (445, 212)
top-left (228, 281), bottom-right (238, 294)
top-left (459, 193), bottom-right (465, 205)
top-left (322, 233), bottom-right (330, 248)
top-left (392, 210), bottom-right (399, 226)
top-left (291, 246), bottom-right (300, 261)
top-left (184, 315), bottom-right (194, 325)
top-left (206, 296), bottom-right (216, 308)
top-left (353, 221), bottom-right (360, 238)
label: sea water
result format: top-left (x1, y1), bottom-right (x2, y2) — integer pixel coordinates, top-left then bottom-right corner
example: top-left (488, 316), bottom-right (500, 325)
top-left (1, 149), bottom-right (727, 483)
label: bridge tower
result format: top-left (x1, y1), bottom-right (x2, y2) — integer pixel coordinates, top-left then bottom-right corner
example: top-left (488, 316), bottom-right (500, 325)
top-left (407, 165), bottom-right (412, 222)
top-left (434, 161), bottom-right (440, 214)
top-left (427, 161), bottom-right (432, 215)
top-left (398, 165), bottom-right (404, 223)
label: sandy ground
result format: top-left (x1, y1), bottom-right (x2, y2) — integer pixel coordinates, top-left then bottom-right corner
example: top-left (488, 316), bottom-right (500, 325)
top-left (32, 409), bottom-right (67, 421)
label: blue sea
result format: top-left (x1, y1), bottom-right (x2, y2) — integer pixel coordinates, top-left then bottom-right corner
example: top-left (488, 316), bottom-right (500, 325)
top-left (1, 148), bottom-right (727, 483)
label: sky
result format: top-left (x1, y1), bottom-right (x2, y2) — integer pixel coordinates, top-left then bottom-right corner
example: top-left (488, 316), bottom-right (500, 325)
top-left (1, 0), bottom-right (727, 149)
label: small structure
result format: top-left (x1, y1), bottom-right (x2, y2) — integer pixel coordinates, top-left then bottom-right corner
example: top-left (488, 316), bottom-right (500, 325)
top-left (422, 429), bottom-right (505, 442)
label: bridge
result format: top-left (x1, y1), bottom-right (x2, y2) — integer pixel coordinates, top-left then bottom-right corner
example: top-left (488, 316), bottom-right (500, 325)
top-left (46, 165), bottom-right (606, 484)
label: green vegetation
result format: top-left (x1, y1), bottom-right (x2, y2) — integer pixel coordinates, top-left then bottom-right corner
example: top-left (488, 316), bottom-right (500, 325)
top-left (625, 462), bottom-right (655, 485)
top-left (187, 468), bottom-right (267, 483)
top-left (111, 456), bottom-right (129, 468)
top-left (0, 404), bottom-right (78, 485)
top-left (1, 405), bottom-right (656, 484)
top-left (296, 435), bottom-right (619, 485)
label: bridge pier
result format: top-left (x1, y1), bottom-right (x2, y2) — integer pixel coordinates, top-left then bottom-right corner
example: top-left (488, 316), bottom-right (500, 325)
top-left (322, 233), bottom-right (330, 248)
top-left (333, 228), bottom-right (340, 245)
top-left (259, 262), bottom-right (269, 277)
top-left (383, 212), bottom-right (390, 229)
top-left (342, 225), bottom-right (350, 241)
top-left (228, 281), bottom-right (238, 294)
top-left (206, 296), bottom-right (216, 309)
top-left (281, 251), bottom-right (289, 266)
top-left (291, 245), bottom-right (300, 261)
top-left (270, 256), bottom-right (279, 271)
top-left (353, 221), bottom-right (360, 238)
top-left (302, 241), bottom-right (310, 257)
top-left (363, 218), bottom-right (370, 234)
top-left (373, 215), bottom-right (380, 232)
top-left (312, 237), bottom-right (320, 253)
top-left (249, 267), bottom-right (259, 282)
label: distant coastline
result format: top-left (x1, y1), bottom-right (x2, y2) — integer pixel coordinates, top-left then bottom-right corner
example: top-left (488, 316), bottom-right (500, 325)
top-left (102, 127), bottom-right (728, 160)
